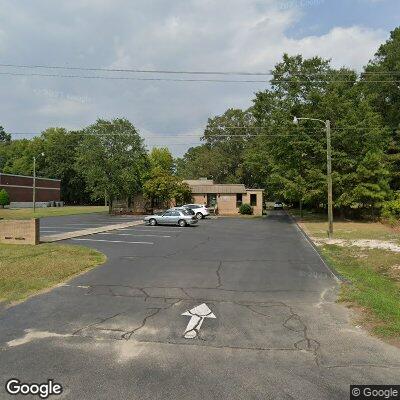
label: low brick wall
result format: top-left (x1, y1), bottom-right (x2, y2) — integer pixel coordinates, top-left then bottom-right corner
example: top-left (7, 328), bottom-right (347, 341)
top-left (0, 219), bottom-right (40, 245)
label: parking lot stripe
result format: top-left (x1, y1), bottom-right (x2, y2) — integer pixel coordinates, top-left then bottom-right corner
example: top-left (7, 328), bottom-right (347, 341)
top-left (117, 228), bottom-right (181, 233)
top-left (96, 233), bottom-right (171, 238)
top-left (71, 238), bottom-right (154, 244)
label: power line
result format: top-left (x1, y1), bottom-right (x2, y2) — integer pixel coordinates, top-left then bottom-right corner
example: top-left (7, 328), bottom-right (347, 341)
top-left (1, 63), bottom-right (399, 76)
top-left (0, 71), bottom-right (399, 84)
top-left (0, 71), bottom-right (267, 83)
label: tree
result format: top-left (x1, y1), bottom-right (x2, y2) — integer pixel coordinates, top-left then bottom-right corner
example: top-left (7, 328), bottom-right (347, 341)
top-left (249, 54), bottom-right (391, 213)
top-left (176, 109), bottom-right (255, 184)
top-left (75, 118), bottom-right (148, 212)
top-left (143, 170), bottom-right (192, 208)
top-left (0, 126), bottom-right (11, 143)
top-left (149, 147), bottom-right (174, 174)
top-left (40, 128), bottom-right (91, 204)
top-left (363, 27), bottom-right (400, 191)
top-left (0, 189), bottom-right (10, 208)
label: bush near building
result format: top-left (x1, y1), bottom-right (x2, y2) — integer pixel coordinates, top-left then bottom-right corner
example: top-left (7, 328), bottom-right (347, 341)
top-left (0, 189), bottom-right (9, 208)
top-left (239, 203), bottom-right (253, 215)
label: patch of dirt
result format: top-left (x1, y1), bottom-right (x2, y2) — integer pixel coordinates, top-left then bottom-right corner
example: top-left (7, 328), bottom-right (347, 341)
top-left (313, 238), bottom-right (400, 253)
top-left (388, 265), bottom-right (400, 281)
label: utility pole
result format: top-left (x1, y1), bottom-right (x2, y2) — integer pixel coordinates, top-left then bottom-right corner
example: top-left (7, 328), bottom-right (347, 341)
top-left (33, 152), bottom-right (44, 213)
top-left (293, 117), bottom-right (334, 238)
top-left (326, 120), bottom-right (333, 239)
top-left (33, 156), bottom-right (36, 213)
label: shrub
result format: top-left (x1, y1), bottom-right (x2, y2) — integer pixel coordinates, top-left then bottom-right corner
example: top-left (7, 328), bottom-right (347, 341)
top-left (239, 203), bottom-right (253, 215)
top-left (381, 199), bottom-right (400, 221)
top-left (0, 189), bottom-right (10, 208)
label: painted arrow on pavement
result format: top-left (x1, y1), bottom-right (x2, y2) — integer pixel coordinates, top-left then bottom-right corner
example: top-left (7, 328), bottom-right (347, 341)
top-left (182, 303), bottom-right (216, 339)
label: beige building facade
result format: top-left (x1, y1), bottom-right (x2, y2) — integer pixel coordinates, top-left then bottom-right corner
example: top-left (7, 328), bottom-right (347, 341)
top-left (184, 179), bottom-right (264, 216)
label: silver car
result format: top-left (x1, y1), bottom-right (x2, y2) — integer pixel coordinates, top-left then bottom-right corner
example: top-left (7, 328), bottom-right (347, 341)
top-left (144, 209), bottom-right (198, 227)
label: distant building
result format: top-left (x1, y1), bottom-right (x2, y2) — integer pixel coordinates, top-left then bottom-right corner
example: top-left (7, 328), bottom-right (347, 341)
top-left (0, 173), bottom-right (61, 208)
top-left (184, 178), bottom-right (264, 216)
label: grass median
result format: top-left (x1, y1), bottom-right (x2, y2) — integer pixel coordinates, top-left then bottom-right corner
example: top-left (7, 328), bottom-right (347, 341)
top-left (0, 243), bottom-right (106, 304)
top-left (291, 210), bottom-right (400, 341)
top-left (0, 206), bottom-right (108, 220)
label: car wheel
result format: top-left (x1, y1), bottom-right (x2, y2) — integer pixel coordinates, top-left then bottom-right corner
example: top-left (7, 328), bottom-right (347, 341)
top-left (149, 218), bottom-right (157, 226)
top-left (178, 219), bottom-right (186, 227)
top-left (196, 212), bottom-right (203, 220)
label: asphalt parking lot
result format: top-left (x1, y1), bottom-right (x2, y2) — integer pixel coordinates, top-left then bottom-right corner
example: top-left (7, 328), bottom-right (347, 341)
top-left (39, 212), bottom-right (143, 237)
top-left (1, 211), bottom-right (399, 399)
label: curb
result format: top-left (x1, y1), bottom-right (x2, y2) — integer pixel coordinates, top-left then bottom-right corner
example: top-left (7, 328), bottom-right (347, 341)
top-left (286, 211), bottom-right (344, 283)
top-left (41, 220), bottom-right (144, 243)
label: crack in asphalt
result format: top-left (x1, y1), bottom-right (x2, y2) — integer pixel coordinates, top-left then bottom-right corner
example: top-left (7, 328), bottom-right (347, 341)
top-left (82, 284), bottom-right (319, 296)
top-left (235, 302), bottom-right (321, 366)
top-left (215, 261), bottom-right (223, 288)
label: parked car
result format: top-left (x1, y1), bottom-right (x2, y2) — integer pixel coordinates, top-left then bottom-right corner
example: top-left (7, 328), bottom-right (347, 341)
top-left (183, 204), bottom-right (210, 219)
top-left (274, 201), bottom-right (284, 210)
top-left (144, 209), bottom-right (198, 227)
top-left (169, 206), bottom-right (195, 216)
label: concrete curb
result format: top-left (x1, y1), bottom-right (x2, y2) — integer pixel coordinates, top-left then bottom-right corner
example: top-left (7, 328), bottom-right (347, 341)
top-left (41, 220), bottom-right (144, 243)
top-left (285, 211), bottom-right (344, 283)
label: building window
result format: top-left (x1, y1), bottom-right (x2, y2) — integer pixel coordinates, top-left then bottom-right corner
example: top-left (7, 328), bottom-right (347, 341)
top-left (250, 194), bottom-right (257, 206)
top-left (236, 193), bottom-right (243, 208)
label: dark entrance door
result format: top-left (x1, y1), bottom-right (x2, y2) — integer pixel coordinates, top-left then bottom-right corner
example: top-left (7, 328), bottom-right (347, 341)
top-left (207, 194), bottom-right (217, 207)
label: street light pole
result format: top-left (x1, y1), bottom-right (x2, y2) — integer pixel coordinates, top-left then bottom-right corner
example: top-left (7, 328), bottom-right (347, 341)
top-left (293, 117), bottom-right (333, 238)
top-left (326, 120), bottom-right (333, 238)
top-left (33, 156), bottom-right (36, 213)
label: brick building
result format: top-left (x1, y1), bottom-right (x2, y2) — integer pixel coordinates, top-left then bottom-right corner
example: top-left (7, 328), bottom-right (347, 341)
top-left (0, 173), bottom-right (61, 208)
top-left (184, 179), bottom-right (264, 216)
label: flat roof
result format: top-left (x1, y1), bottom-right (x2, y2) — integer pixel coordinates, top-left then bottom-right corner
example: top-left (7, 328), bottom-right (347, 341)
top-left (189, 184), bottom-right (247, 194)
top-left (0, 173), bottom-right (61, 181)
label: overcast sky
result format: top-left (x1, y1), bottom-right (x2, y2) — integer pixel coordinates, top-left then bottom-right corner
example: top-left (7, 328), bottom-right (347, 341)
top-left (0, 0), bottom-right (399, 155)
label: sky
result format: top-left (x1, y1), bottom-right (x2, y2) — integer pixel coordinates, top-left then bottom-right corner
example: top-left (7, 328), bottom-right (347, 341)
top-left (0, 0), bottom-right (399, 156)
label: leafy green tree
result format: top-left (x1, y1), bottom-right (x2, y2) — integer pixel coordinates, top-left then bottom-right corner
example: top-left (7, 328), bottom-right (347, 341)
top-left (0, 126), bottom-right (11, 143)
top-left (40, 128), bottom-right (91, 204)
top-left (0, 189), bottom-right (9, 208)
top-left (176, 109), bottom-right (255, 184)
top-left (363, 27), bottom-right (400, 191)
top-left (149, 147), bottom-right (174, 174)
top-left (75, 118), bottom-right (148, 212)
top-left (250, 54), bottom-right (391, 214)
top-left (143, 170), bottom-right (191, 208)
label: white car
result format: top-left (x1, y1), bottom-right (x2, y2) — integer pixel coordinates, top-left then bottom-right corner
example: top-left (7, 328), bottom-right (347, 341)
top-left (183, 204), bottom-right (210, 219)
top-left (274, 201), bottom-right (284, 210)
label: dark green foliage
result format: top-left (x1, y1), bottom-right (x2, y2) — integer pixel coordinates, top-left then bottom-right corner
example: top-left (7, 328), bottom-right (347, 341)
top-left (75, 118), bottom-right (148, 210)
top-left (381, 199), bottom-right (400, 221)
top-left (177, 46), bottom-right (397, 216)
top-left (0, 126), bottom-right (11, 143)
top-left (239, 203), bottom-right (252, 215)
top-left (0, 189), bottom-right (9, 207)
top-left (362, 27), bottom-right (400, 191)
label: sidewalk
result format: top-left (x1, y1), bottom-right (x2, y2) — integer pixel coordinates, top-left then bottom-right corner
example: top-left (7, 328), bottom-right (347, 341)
top-left (41, 220), bottom-right (144, 243)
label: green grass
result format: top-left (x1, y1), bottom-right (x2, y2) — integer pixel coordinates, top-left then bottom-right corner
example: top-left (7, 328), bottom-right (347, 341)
top-left (322, 245), bottom-right (400, 337)
top-left (0, 243), bottom-right (106, 304)
top-left (290, 209), bottom-right (400, 243)
top-left (0, 206), bottom-right (108, 220)
top-left (291, 209), bottom-right (400, 339)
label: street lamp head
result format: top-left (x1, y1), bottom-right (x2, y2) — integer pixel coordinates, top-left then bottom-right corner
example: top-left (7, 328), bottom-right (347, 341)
top-left (293, 116), bottom-right (299, 125)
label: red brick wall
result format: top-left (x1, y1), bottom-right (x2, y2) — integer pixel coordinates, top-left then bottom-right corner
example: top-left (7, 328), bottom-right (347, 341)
top-left (0, 174), bottom-right (61, 202)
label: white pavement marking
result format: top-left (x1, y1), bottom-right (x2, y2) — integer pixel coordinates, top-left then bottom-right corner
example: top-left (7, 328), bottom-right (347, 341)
top-left (182, 303), bottom-right (216, 339)
top-left (96, 233), bottom-right (171, 238)
top-left (118, 228), bottom-right (180, 233)
top-left (71, 238), bottom-right (153, 244)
